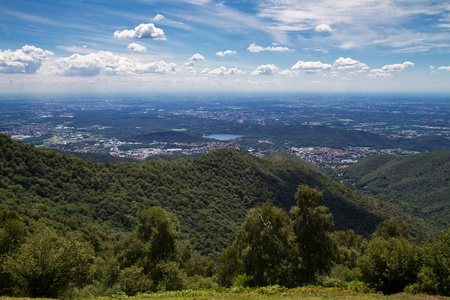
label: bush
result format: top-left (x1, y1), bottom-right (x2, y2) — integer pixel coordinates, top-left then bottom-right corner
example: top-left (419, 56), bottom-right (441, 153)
top-left (415, 229), bottom-right (450, 296)
top-left (4, 224), bottom-right (94, 298)
top-left (184, 275), bottom-right (218, 290)
top-left (118, 266), bottom-right (151, 296)
top-left (358, 236), bottom-right (420, 294)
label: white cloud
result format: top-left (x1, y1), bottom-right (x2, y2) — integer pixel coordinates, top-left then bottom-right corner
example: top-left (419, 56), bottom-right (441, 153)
top-left (205, 66), bottom-right (244, 75)
top-left (114, 23), bottom-right (166, 40)
top-left (381, 61), bottom-right (414, 72)
top-left (152, 14), bottom-right (165, 22)
top-left (367, 71), bottom-right (393, 78)
top-left (52, 51), bottom-right (176, 76)
top-left (185, 53), bottom-right (205, 66)
top-left (0, 45), bottom-right (54, 74)
top-left (339, 42), bottom-right (358, 50)
top-left (368, 61), bottom-right (414, 78)
top-left (127, 43), bottom-right (147, 53)
top-left (251, 64), bottom-right (278, 76)
top-left (189, 53), bottom-right (206, 62)
top-left (314, 24), bottom-right (333, 32)
top-left (186, 66), bottom-right (197, 75)
top-left (247, 43), bottom-right (291, 53)
top-left (291, 60), bottom-right (332, 73)
top-left (333, 57), bottom-right (369, 70)
top-left (216, 50), bottom-right (237, 57)
top-left (438, 66), bottom-right (450, 71)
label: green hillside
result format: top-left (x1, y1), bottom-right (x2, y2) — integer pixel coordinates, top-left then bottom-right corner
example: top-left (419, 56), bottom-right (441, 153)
top-left (339, 151), bottom-right (450, 231)
top-left (0, 133), bottom-right (435, 253)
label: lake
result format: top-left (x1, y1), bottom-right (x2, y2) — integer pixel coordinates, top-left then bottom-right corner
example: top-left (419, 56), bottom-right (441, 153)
top-left (204, 134), bottom-right (243, 141)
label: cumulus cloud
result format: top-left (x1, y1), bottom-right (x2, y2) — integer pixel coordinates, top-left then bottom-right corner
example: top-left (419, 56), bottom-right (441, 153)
top-left (438, 66), bottom-right (450, 71)
top-left (127, 43), bottom-right (147, 53)
top-left (52, 51), bottom-right (176, 76)
top-left (291, 60), bottom-right (332, 73)
top-left (247, 43), bottom-right (291, 53)
top-left (185, 53), bottom-right (205, 66)
top-left (333, 57), bottom-right (368, 70)
top-left (0, 45), bottom-right (54, 74)
top-left (381, 61), bottom-right (414, 72)
top-left (204, 66), bottom-right (244, 75)
top-left (114, 23), bottom-right (166, 40)
top-left (314, 24), bottom-right (333, 32)
top-left (251, 64), bottom-right (278, 75)
top-left (216, 50), bottom-right (237, 57)
top-left (368, 61), bottom-right (414, 78)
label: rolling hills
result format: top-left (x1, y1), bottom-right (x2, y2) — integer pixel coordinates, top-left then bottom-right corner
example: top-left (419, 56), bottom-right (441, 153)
top-left (0, 133), bottom-right (439, 253)
top-left (338, 151), bottom-right (449, 231)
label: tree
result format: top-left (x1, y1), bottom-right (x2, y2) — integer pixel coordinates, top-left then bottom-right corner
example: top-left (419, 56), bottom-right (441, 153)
top-left (372, 218), bottom-right (410, 240)
top-left (416, 228), bottom-right (450, 296)
top-left (358, 236), bottom-right (421, 294)
top-left (216, 245), bottom-right (244, 287)
top-left (0, 211), bottom-right (27, 295)
top-left (4, 224), bottom-right (93, 298)
top-left (234, 203), bottom-right (297, 287)
top-left (115, 207), bottom-right (185, 294)
top-left (137, 206), bottom-right (179, 269)
top-left (291, 184), bottom-right (334, 284)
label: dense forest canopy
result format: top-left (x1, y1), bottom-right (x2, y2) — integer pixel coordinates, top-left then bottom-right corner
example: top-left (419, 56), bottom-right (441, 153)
top-left (338, 152), bottom-right (450, 229)
top-left (0, 133), bottom-right (449, 298)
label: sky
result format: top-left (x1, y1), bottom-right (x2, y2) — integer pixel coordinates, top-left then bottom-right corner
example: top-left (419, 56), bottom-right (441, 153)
top-left (0, 0), bottom-right (449, 95)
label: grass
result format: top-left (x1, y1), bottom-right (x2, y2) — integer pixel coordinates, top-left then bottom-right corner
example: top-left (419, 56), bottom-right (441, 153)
top-left (105, 287), bottom-right (449, 300)
top-left (1, 287), bottom-right (448, 300)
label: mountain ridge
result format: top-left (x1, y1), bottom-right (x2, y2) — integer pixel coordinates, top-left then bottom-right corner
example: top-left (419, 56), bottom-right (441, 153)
top-left (339, 151), bottom-right (450, 230)
top-left (0, 133), bottom-right (439, 253)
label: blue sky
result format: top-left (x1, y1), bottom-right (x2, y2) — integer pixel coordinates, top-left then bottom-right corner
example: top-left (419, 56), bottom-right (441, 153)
top-left (0, 0), bottom-right (449, 94)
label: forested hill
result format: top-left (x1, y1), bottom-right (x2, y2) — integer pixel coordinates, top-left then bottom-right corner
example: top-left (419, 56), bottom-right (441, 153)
top-left (338, 151), bottom-right (450, 231)
top-left (0, 133), bottom-right (432, 253)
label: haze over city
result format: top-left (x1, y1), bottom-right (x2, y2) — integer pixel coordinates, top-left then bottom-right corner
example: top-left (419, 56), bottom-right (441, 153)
top-left (1, 0), bottom-right (450, 95)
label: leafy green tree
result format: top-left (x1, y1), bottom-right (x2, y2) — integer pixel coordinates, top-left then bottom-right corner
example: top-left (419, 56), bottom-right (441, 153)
top-left (416, 228), bottom-right (450, 296)
top-left (184, 251), bottom-right (215, 277)
top-left (358, 236), bottom-right (420, 294)
top-left (234, 203), bottom-right (297, 287)
top-left (216, 245), bottom-right (243, 287)
top-left (118, 266), bottom-right (151, 296)
top-left (116, 207), bottom-right (185, 294)
top-left (4, 224), bottom-right (94, 298)
top-left (137, 206), bottom-right (179, 268)
top-left (0, 211), bottom-right (27, 295)
top-left (332, 230), bottom-right (367, 269)
top-left (291, 184), bottom-right (334, 284)
top-left (373, 218), bottom-right (410, 239)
